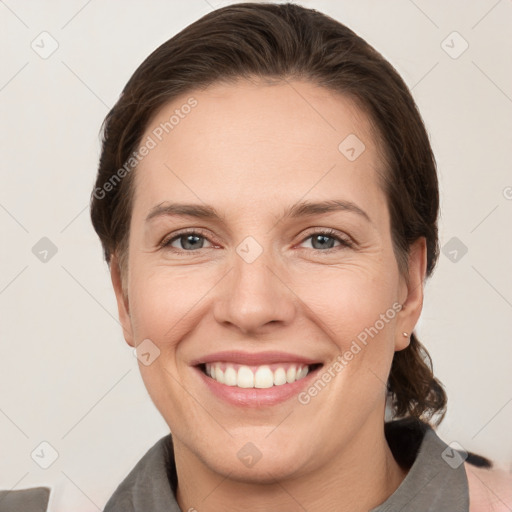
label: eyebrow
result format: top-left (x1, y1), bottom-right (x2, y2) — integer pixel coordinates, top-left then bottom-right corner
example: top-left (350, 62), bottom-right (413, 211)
top-left (145, 199), bottom-right (372, 225)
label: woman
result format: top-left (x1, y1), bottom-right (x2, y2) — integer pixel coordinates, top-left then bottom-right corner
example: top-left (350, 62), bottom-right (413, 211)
top-left (90, 3), bottom-right (511, 511)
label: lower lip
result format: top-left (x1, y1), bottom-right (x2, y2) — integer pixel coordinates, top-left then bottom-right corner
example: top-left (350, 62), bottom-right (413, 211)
top-left (194, 365), bottom-right (321, 407)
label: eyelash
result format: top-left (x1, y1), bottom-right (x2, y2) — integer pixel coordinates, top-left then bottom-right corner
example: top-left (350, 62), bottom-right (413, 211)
top-left (159, 228), bottom-right (354, 254)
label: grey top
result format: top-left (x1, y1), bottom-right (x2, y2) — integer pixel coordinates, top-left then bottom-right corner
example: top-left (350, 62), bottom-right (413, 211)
top-left (0, 487), bottom-right (50, 512)
top-left (103, 419), bottom-right (469, 511)
top-left (370, 426), bottom-right (469, 511)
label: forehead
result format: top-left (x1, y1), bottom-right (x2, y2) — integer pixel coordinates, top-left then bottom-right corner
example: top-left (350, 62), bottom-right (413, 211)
top-left (132, 79), bottom-right (387, 224)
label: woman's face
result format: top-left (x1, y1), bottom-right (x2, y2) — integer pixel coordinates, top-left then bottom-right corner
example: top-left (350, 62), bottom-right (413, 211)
top-left (112, 79), bottom-right (425, 481)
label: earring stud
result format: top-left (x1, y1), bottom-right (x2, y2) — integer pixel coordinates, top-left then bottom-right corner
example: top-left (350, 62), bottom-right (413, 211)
top-left (402, 332), bottom-right (409, 337)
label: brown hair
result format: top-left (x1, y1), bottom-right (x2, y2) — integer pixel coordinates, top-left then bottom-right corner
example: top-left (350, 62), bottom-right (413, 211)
top-left (90, 2), bottom-right (447, 425)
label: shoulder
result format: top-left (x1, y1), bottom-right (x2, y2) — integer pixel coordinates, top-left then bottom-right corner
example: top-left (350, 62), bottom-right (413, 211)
top-left (104, 434), bottom-right (174, 512)
top-left (465, 462), bottom-right (512, 512)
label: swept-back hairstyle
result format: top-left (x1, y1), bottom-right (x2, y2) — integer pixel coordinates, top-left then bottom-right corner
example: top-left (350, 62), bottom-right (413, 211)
top-left (90, 2), bottom-right (447, 424)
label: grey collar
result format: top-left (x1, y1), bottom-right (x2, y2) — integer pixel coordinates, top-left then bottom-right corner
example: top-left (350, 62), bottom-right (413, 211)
top-left (370, 426), bottom-right (469, 511)
top-left (103, 435), bottom-right (180, 512)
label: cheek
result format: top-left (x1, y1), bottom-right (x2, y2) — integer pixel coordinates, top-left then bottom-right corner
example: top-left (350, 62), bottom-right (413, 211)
top-left (128, 264), bottom-right (214, 347)
top-left (294, 263), bottom-right (400, 393)
top-left (127, 267), bottom-right (210, 421)
top-left (295, 263), bottom-right (399, 338)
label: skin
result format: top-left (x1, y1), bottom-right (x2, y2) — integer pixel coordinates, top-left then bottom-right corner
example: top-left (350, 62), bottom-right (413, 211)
top-left (110, 79), bottom-right (427, 511)
top-left (466, 463), bottom-right (512, 511)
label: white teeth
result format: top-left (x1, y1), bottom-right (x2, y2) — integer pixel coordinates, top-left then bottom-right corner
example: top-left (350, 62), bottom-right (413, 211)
top-left (273, 367), bottom-right (287, 386)
top-left (224, 366), bottom-right (237, 386)
top-left (254, 366), bottom-right (274, 389)
top-left (215, 367), bottom-right (225, 384)
top-left (204, 363), bottom-right (311, 388)
top-left (297, 366), bottom-right (309, 380)
top-left (286, 366), bottom-right (296, 383)
top-left (237, 366), bottom-right (254, 388)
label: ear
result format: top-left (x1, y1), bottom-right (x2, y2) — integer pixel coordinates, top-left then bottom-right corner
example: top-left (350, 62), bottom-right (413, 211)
top-left (110, 253), bottom-right (135, 348)
top-left (395, 237), bottom-right (427, 351)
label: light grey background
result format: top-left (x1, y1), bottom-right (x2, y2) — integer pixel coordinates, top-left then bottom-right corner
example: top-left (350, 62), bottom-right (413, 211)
top-left (1, 1), bottom-right (511, 510)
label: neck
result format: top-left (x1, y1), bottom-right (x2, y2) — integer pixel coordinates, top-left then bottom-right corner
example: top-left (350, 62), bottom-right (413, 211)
top-left (174, 419), bottom-right (408, 512)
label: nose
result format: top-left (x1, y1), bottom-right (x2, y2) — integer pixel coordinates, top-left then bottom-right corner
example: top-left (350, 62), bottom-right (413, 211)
top-left (213, 243), bottom-right (297, 335)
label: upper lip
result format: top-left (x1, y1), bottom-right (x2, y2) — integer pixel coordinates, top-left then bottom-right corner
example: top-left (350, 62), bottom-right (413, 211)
top-left (190, 351), bottom-right (322, 366)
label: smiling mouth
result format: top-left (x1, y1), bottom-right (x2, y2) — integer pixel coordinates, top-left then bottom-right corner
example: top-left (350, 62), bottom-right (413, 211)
top-left (199, 362), bottom-right (323, 389)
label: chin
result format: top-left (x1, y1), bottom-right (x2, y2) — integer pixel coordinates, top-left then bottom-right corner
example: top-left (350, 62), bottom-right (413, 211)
top-left (206, 427), bottom-right (315, 480)
top-left (205, 447), bottom-right (307, 485)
